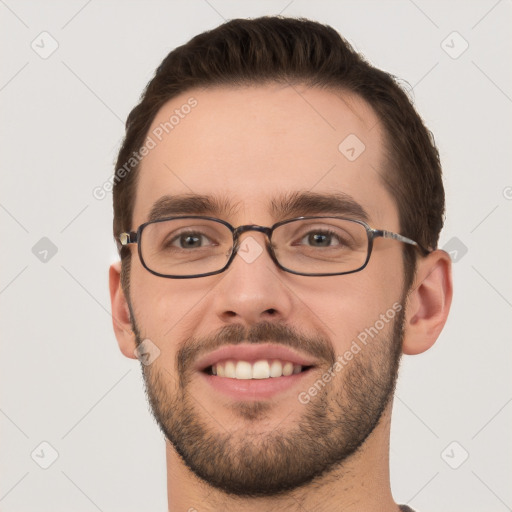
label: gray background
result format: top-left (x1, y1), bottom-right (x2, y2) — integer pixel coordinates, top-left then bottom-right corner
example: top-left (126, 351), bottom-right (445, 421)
top-left (1, 1), bottom-right (511, 511)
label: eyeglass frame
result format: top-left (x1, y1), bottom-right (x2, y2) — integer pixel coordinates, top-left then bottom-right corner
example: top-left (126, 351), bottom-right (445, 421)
top-left (118, 215), bottom-right (431, 279)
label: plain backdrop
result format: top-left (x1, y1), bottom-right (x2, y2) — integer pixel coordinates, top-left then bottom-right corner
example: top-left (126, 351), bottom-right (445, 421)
top-left (1, 1), bottom-right (511, 511)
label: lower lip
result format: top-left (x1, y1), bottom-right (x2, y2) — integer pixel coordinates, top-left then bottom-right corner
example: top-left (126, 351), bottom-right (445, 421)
top-left (199, 369), bottom-right (314, 400)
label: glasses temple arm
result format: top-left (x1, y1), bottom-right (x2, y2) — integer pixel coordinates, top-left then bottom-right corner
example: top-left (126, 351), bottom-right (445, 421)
top-left (375, 230), bottom-right (432, 255)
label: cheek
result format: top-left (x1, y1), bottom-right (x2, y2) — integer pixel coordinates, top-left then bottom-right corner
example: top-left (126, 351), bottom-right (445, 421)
top-left (130, 266), bottom-right (199, 343)
top-left (294, 261), bottom-right (403, 352)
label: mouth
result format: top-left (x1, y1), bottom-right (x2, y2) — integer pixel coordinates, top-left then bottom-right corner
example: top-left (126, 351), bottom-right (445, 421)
top-left (194, 343), bottom-right (319, 400)
top-left (202, 359), bottom-right (315, 379)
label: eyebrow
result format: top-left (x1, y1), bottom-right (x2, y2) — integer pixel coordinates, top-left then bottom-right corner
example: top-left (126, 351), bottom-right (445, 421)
top-left (270, 191), bottom-right (369, 222)
top-left (146, 191), bottom-right (369, 224)
top-left (147, 194), bottom-right (243, 222)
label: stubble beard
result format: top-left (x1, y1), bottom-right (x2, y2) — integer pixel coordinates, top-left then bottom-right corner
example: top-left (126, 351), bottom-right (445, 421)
top-left (132, 302), bottom-right (405, 498)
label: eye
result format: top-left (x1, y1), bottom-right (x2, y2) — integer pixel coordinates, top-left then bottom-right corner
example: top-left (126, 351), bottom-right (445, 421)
top-left (166, 231), bottom-right (215, 249)
top-left (298, 229), bottom-right (345, 247)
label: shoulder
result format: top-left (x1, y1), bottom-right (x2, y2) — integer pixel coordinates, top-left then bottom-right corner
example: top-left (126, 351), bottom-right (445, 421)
top-left (398, 506), bottom-right (417, 512)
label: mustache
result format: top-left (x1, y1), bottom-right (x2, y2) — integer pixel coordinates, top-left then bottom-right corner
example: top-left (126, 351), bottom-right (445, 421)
top-left (176, 321), bottom-right (336, 379)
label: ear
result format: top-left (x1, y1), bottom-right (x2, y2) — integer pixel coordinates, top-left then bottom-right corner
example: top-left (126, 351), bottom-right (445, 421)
top-left (402, 250), bottom-right (453, 355)
top-left (109, 261), bottom-right (138, 359)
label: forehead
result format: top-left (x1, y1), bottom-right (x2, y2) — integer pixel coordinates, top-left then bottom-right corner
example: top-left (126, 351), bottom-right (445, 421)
top-left (132, 84), bottom-right (397, 228)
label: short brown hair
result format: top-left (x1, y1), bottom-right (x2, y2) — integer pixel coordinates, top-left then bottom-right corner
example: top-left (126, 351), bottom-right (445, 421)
top-left (113, 16), bottom-right (444, 292)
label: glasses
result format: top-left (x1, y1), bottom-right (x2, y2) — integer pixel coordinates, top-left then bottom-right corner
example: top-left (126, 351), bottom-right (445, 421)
top-left (118, 216), bottom-right (430, 279)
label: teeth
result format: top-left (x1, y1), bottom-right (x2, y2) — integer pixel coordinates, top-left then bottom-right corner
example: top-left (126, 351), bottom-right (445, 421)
top-left (282, 362), bottom-right (293, 376)
top-left (235, 361), bottom-right (252, 379)
top-left (252, 360), bottom-right (270, 379)
top-left (269, 360), bottom-right (283, 377)
top-left (211, 359), bottom-right (305, 379)
top-left (225, 360), bottom-right (236, 378)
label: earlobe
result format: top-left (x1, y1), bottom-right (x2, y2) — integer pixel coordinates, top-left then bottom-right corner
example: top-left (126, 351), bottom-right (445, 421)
top-left (402, 250), bottom-right (453, 355)
top-left (109, 261), bottom-right (138, 359)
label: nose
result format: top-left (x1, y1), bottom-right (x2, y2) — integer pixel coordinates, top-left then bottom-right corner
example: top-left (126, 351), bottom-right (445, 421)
top-left (212, 230), bottom-right (294, 325)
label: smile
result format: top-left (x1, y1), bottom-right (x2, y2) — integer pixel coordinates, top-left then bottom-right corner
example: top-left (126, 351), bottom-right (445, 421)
top-left (206, 359), bottom-right (314, 379)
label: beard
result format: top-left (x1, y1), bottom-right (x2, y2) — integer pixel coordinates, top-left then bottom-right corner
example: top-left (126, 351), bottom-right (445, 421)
top-left (130, 299), bottom-right (406, 498)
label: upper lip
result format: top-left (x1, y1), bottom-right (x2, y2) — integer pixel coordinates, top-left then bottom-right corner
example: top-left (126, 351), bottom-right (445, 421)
top-left (194, 343), bottom-right (319, 371)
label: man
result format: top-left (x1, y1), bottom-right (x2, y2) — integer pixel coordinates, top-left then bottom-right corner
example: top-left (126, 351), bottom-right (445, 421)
top-left (109, 16), bottom-right (452, 512)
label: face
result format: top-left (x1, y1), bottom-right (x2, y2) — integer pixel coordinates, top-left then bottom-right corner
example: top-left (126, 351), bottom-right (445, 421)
top-left (126, 84), bottom-right (409, 496)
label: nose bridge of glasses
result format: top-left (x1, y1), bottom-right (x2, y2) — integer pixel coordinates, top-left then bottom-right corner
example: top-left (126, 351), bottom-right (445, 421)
top-left (233, 224), bottom-right (273, 244)
top-left (230, 225), bottom-right (274, 261)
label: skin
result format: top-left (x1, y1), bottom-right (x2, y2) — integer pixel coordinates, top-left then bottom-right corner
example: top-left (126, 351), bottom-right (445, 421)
top-left (109, 84), bottom-right (452, 512)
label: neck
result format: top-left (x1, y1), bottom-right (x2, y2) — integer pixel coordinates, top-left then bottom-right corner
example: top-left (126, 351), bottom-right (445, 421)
top-left (165, 402), bottom-right (400, 512)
